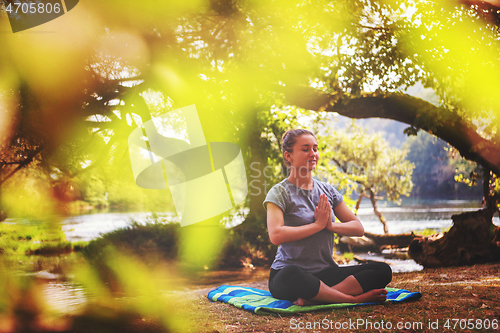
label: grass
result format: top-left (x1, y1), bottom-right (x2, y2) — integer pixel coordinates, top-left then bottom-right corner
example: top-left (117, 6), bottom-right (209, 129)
top-left (0, 221), bottom-right (85, 255)
top-left (81, 221), bottom-right (181, 267)
top-left (0, 218), bottom-right (180, 267)
top-left (412, 227), bottom-right (451, 237)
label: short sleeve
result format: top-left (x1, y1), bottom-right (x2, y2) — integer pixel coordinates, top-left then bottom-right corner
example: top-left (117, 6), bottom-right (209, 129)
top-left (263, 184), bottom-right (288, 213)
top-left (328, 184), bottom-right (343, 209)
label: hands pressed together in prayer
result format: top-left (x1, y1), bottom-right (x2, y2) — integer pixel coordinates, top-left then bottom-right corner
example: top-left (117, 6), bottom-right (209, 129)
top-left (314, 193), bottom-right (364, 236)
top-left (314, 193), bottom-right (335, 232)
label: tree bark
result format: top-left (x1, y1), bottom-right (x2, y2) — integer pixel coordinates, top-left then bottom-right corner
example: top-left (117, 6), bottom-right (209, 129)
top-left (219, 110), bottom-right (277, 267)
top-left (354, 191), bottom-right (367, 214)
top-left (364, 231), bottom-right (415, 249)
top-left (282, 86), bottom-right (500, 177)
top-left (338, 232), bottom-right (415, 252)
top-left (408, 209), bottom-right (500, 268)
top-left (368, 188), bottom-right (389, 234)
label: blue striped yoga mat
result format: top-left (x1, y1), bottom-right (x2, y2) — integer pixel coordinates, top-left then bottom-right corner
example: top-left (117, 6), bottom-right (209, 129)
top-left (207, 285), bottom-right (422, 314)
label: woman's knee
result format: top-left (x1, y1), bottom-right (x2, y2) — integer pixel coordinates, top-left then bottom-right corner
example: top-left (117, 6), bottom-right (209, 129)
top-left (270, 265), bottom-right (320, 301)
top-left (355, 262), bottom-right (392, 291)
top-left (278, 265), bottom-right (310, 287)
top-left (380, 262), bottom-right (393, 284)
top-left (371, 262), bottom-right (392, 286)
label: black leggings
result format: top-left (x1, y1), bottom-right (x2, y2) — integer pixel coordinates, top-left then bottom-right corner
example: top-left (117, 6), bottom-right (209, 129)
top-left (268, 262), bottom-right (392, 302)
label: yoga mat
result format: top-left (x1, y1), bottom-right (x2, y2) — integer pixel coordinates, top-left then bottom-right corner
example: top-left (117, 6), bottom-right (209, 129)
top-left (207, 285), bottom-right (422, 315)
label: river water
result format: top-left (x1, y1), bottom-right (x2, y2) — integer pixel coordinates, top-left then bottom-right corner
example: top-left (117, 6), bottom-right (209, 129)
top-left (60, 199), bottom-right (499, 242)
top-left (55, 199), bottom-right (500, 275)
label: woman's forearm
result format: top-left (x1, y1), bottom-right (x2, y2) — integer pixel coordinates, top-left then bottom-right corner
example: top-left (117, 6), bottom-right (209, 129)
top-left (327, 219), bottom-right (364, 237)
top-left (330, 201), bottom-right (365, 236)
top-left (269, 222), bottom-right (324, 246)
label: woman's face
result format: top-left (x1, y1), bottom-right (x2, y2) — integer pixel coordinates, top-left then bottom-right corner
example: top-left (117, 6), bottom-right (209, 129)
top-left (285, 134), bottom-right (319, 173)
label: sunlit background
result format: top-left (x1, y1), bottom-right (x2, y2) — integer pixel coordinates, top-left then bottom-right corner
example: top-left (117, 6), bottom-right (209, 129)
top-left (0, 0), bottom-right (499, 331)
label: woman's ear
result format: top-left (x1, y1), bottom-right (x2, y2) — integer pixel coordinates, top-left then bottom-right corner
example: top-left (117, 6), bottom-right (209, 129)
top-left (284, 151), bottom-right (291, 164)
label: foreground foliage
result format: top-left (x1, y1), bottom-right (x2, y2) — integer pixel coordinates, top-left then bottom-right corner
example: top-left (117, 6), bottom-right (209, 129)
top-left (2, 0), bottom-right (499, 223)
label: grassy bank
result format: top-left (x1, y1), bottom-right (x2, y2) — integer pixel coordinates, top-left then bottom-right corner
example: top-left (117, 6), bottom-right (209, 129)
top-left (183, 262), bottom-right (500, 332)
top-left (0, 221), bottom-right (85, 255)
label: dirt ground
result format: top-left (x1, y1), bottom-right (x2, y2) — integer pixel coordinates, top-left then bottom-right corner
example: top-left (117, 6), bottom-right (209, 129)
top-left (183, 262), bottom-right (500, 332)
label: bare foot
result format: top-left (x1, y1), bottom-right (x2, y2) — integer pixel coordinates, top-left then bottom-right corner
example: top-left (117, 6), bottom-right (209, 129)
top-left (293, 298), bottom-right (316, 306)
top-left (355, 288), bottom-right (388, 303)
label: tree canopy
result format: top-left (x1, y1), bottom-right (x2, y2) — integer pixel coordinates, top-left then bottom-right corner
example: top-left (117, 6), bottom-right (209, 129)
top-left (325, 123), bottom-right (414, 233)
top-left (1, 0), bottom-right (499, 220)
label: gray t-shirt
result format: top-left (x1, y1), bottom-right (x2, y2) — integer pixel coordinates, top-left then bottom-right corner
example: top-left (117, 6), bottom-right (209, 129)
top-left (263, 178), bottom-right (344, 273)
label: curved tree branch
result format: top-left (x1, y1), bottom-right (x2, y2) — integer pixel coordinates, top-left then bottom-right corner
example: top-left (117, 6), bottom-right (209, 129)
top-left (282, 85), bottom-right (500, 176)
top-left (0, 144), bottom-right (44, 186)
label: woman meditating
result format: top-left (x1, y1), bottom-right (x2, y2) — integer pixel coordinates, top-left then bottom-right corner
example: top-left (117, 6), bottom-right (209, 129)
top-left (264, 129), bottom-right (392, 305)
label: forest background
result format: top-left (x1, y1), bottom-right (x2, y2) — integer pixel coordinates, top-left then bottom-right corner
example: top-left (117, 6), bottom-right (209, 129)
top-left (1, 0), bottom-right (499, 270)
top-left (1, 0), bottom-right (499, 265)
top-left (0, 0), bottom-right (499, 331)
top-left (1, 0), bottom-right (491, 223)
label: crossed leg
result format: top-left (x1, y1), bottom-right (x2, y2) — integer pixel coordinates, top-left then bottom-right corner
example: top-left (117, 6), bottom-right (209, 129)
top-left (269, 262), bottom-right (392, 306)
top-left (293, 275), bottom-right (387, 305)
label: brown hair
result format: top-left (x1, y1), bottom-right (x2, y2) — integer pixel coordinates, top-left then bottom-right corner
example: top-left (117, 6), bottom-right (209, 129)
top-left (281, 129), bottom-right (316, 167)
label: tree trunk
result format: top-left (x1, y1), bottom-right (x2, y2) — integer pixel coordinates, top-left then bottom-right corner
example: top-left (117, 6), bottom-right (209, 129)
top-left (368, 188), bottom-right (389, 234)
top-left (339, 232), bottom-right (415, 253)
top-left (364, 232), bottom-right (415, 249)
top-left (408, 209), bottom-right (500, 268)
top-left (354, 191), bottom-right (368, 214)
top-left (482, 169), bottom-right (498, 211)
top-left (218, 111), bottom-right (276, 268)
top-left (0, 186), bottom-right (6, 222)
